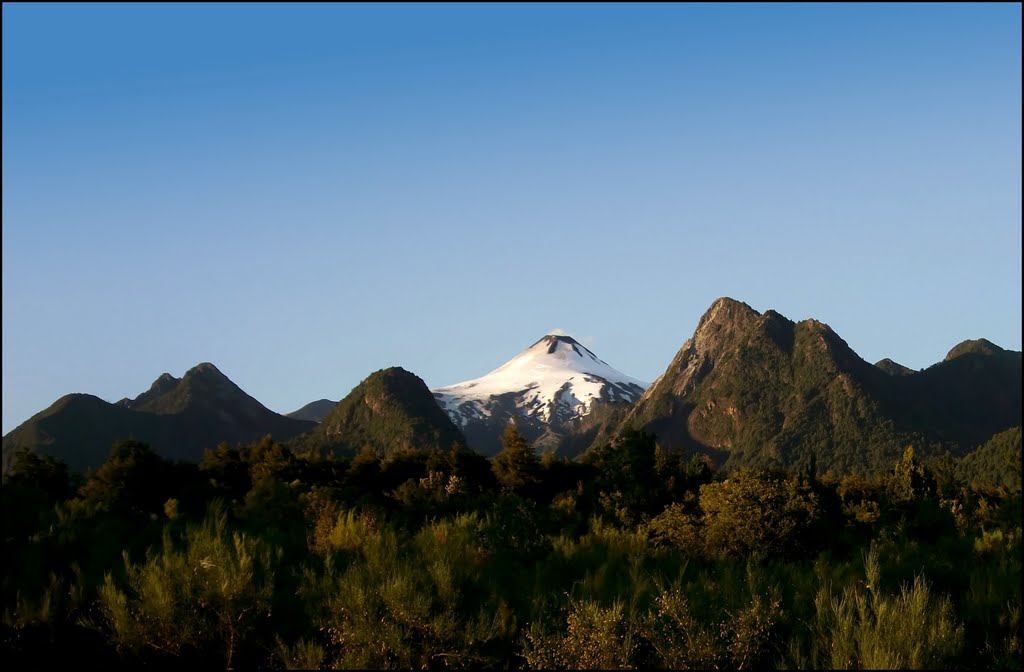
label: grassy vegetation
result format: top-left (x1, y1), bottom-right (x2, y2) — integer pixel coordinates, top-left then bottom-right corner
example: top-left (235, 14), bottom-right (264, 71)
top-left (3, 427), bottom-right (1020, 669)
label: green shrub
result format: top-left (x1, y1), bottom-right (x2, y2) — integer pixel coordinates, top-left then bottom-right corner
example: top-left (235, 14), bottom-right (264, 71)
top-left (699, 470), bottom-right (823, 559)
top-left (306, 514), bottom-right (511, 669)
top-left (641, 587), bottom-right (722, 669)
top-left (96, 503), bottom-right (280, 667)
top-left (808, 547), bottom-right (964, 669)
top-left (524, 598), bottom-right (637, 670)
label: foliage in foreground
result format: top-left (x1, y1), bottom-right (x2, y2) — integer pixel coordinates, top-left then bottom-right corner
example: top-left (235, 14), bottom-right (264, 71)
top-left (2, 431), bottom-right (1021, 669)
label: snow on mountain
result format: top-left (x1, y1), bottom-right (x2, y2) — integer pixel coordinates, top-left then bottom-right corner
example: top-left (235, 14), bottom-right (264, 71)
top-left (433, 335), bottom-right (649, 430)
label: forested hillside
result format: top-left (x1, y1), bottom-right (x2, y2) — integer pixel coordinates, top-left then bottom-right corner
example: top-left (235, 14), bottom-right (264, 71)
top-left (607, 298), bottom-right (1021, 474)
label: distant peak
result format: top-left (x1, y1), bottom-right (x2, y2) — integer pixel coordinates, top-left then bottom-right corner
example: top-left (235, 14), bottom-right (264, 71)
top-left (875, 358), bottom-right (915, 376)
top-left (370, 366), bottom-right (419, 381)
top-left (694, 297), bottom-right (760, 336)
top-left (359, 367), bottom-right (433, 395)
top-left (710, 296), bottom-right (748, 310)
top-left (432, 329), bottom-right (648, 437)
top-left (53, 393), bottom-right (111, 411)
top-left (119, 371), bottom-right (181, 409)
top-left (537, 334), bottom-right (581, 347)
top-left (148, 372), bottom-right (180, 391)
top-left (761, 309), bottom-right (793, 324)
top-left (527, 334), bottom-right (602, 359)
top-left (177, 363), bottom-right (237, 396)
top-left (797, 318), bottom-right (838, 337)
top-left (185, 362), bottom-right (226, 378)
top-left (945, 338), bottom-right (1005, 362)
top-left (703, 297), bottom-right (758, 319)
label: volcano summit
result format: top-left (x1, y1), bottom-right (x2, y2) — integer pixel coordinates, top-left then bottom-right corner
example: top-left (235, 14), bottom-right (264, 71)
top-left (432, 335), bottom-right (648, 455)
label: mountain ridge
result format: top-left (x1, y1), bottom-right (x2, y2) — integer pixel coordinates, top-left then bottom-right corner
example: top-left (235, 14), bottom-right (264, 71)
top-left (593, 297), bottom-right (1021, 474)
top-left (286, 399), bottom-right (337, 423)
top-left (4, 300), bottom-right (1019, 476)
top-left (2, 364), bottom-right (315, 473)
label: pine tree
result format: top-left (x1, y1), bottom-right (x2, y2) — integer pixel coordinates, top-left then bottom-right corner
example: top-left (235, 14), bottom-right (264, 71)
top-left (491, 421), bottom-right (540, 492)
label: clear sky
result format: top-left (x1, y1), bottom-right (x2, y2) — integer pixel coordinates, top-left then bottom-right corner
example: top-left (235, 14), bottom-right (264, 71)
top-left (3, 3), bottom-right (1021, 434)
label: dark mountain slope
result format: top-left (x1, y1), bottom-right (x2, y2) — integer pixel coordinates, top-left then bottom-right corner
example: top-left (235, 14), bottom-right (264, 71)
top-left (2, 363), bottom-right (314, 473)
top-left (286, 399), bottom-right (337, 423)
top-left (295, 367), bottom-right (465, 457)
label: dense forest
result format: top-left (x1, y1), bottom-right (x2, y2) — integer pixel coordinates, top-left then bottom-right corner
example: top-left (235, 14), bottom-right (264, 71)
top-left (3, 425), bottom-right (1021, 670)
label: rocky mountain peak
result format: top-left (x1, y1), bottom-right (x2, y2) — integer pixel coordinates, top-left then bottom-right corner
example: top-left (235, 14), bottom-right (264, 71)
top-left (690, 297), bottom-right (761, 356)
top-left (945, 338), bottom-right (1005, 362)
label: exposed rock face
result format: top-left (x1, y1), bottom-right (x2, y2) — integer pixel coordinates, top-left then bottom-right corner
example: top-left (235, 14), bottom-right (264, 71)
top-left (596, 298), bottom-right (1022, 475)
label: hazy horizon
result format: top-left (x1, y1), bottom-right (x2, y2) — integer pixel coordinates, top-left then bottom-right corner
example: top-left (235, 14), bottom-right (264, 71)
top-left (3, 3), bottom-right (1021, 434)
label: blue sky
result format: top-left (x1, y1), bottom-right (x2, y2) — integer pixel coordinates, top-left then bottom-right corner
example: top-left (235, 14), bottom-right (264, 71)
top-left (3, 3), bottom-right (1021, 433)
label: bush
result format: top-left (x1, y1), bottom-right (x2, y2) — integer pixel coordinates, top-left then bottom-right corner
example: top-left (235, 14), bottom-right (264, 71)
top-left (524, 598), bottom-right (637, 670)
top-left (641, 587), bottom-right (722, 669)
top-left (808, 547), bottom-right (964, 669)
top-left (96, 503), bottom-right (280, 668)
top-left (305, 514), bottom-right (512, 669)
top-left (699, 470), bottom-right (823, 559)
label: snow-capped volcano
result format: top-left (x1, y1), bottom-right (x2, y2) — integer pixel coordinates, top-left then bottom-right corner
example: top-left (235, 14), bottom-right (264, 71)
top-left (433, 335), bottom-right (649, 454)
